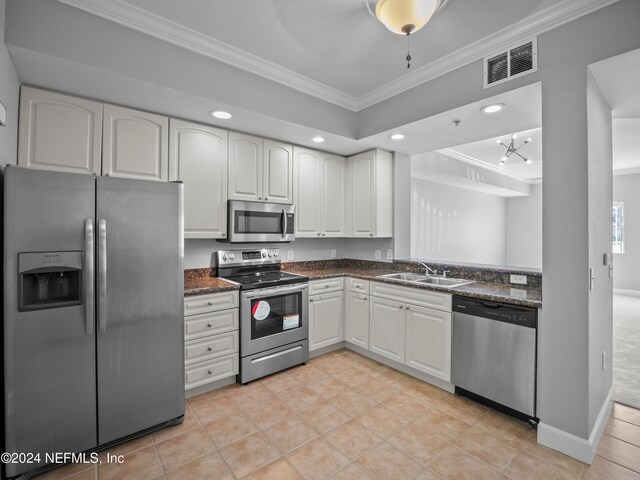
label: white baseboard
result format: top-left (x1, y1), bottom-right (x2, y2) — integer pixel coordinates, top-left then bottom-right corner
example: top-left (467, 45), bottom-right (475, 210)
top-left (537, 386), bottom-right (613, 464)
top-left (613, 288), bottom-right (640, 297)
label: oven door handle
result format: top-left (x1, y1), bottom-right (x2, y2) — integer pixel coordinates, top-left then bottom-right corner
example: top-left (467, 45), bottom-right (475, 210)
top-left (281, 208), bottom-right (287, 239)
top-left (241, 283), bottom-right (308, 299)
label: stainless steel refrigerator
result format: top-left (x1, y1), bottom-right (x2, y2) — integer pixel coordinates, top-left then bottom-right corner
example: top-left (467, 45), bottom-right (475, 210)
top-left (3, 166), bottom-right (185, 479)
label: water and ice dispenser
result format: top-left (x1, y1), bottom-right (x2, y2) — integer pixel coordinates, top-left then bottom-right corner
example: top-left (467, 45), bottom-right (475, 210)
top-left (19, 251), bottom-right (83, 311)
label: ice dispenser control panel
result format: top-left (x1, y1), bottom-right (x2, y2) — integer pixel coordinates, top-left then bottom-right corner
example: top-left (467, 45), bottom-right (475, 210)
top-left (18, 251), bottom-right (83, 311)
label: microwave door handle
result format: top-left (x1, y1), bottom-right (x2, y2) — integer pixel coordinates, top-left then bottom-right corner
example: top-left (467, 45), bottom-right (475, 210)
top-left (282, 209), bottom-right (287, 238)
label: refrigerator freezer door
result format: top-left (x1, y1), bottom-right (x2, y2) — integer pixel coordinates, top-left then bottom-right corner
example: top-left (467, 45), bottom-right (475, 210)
top-left (96, 176), bottom-right (184, 444)
top-left (3, 167), bottom-right (97, 478)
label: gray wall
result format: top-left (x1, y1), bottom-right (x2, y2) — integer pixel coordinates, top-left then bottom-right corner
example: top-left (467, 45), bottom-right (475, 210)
top-left (506, 183), bottom-right (543, 269)
top-left (587, 70), bottom-right (614, 431)
top-left (410, 177), bottom-right (507, 265)
top-left (0, 0), bottom-right (20, 165)
top-left (184, 237), bottom-right (393, 269)
top-left (613, 173), bottom-right (640, 292)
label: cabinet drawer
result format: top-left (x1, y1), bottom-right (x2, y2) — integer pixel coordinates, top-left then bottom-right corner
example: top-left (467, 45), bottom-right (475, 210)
top-left (185, 331), bottom-right (239, 366)
top-left (185, 353), bottom-right (238, 390)
top-left (185, 309), bottom-right (239, 341)
top-left (348, 278), bottom-right (369, 293)
top-left (370, 282), bottom-right (451, 312)
top-left (184, 291), bottom-right (239, 316)
top-left (309, 277), bottom-right (344, 295)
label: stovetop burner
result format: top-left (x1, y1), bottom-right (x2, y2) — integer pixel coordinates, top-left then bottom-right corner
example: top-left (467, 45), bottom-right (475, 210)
top-left (216, 248), bottom-right (308, 290)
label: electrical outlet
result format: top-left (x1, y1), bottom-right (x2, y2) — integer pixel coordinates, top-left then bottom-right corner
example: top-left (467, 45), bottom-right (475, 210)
top-left (374, 249), bottom-right (381, 260)
top-left (510, 274), bottom-right (527, 285)
top-left (287, 250), bottom-right (294, 261)
top-left (602, 350), bottom-right (607, 371)
top-left (387, 249), bottom-right (393, 260)
top-left (330, 249), bottom-right (336, 259)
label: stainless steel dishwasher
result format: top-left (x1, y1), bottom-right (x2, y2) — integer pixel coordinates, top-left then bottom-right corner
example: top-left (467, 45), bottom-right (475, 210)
top-left (452, 295), bottom-right (537, 423)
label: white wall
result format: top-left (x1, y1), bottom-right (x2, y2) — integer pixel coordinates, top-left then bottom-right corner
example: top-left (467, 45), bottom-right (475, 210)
top-left (410, 177), bottom-right (507, 265)
top-left (613, 173), bottom-right (640, 292)
top-left (0, 0), bottom-right (20, 165)
top-left (184, 237), bottom-right (393, 269)
top-left (506, 183), bottom-right (543, 269)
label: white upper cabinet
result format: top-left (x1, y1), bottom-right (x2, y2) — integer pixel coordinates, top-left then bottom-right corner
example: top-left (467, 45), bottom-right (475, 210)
top-left (228, 133), bottom-right (293, 204)
top-left (294, 147), bottom-right (346, 238)
top-left (263, 140), bottom-right (293, 204)
top-left (18, 86), bottom-right (103, 174)
top-left (346, 149), bottom-right (393, 238)
top-left (228, 132), bottom-right (262, 201)
top-left (169, 119), bottom-right (228, 239)
top-left (102, 104), bottom-right (169, 181)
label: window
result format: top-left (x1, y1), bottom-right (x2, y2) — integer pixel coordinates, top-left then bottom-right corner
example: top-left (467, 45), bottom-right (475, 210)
top-left (613, 202), bottom-right (625, 254)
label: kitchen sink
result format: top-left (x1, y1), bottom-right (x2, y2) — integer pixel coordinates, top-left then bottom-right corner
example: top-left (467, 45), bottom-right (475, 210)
top-left (379, 272), bottom-right (474, 288)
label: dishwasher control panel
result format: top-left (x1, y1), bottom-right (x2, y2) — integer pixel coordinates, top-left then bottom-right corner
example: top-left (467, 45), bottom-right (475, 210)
top-left (452, 297), bottom-right (537, 329)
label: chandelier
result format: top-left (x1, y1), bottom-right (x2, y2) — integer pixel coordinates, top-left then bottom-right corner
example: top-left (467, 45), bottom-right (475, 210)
top-left (374, 0), bottom-right (445, 69)
top-left (497, 134), bottom-right (532, 165)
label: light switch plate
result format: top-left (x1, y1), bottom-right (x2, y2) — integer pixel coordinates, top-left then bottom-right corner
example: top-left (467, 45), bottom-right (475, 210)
top-left (287, 250), bottom-right (294, 260)
top-left (374, 250), bottom-right (381, 260)
top-left (330, 249), bottom-right (336, 259)
top-left (510, 274), bottom-right (527, 285)
top-left (387, 249), bottom-right (393, 260)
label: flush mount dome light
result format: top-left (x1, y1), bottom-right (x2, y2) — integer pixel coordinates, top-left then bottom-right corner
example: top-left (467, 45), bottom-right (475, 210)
top-left (210, 110), bottom-right (232, 119)
top-left (390, 133), bottom-right (405, 140)
top-left (312, 136), bottom-right (325, 143)
top-left (481, 104), bottom-right (505, 114)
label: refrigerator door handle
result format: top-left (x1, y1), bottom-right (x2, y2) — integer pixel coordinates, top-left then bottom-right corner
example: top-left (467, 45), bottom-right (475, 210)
top-left (84, 219), bottom-right (95, 335)
top-left (98, 219), bottom-right (108, 332)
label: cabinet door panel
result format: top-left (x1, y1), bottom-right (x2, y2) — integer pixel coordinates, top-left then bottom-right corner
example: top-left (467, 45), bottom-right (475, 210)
top-left (18, 86), bottom-right (103, 174)
top-left (309, 291), bottom-right (344, 351)
top-left (405, 306), bottom-right (451, 381)
top-left (264, 140), bottom-right (293, 204)
top-left (170, 119), bottom-right (228, 238)
top-left (347, 292), bottom-right (369, 349)
top-left (321, 155), bottom-right (346, 236)
top-left (348, 152), bottom-right (375, 237)
top-left (228, 132), bottom-right (262, 201)
top-left (369, 297), bottom-right (405, 363)
top-left (103, 104), bottom-right (169, 181)
top-left (293, 148), bottom-right (321, 237)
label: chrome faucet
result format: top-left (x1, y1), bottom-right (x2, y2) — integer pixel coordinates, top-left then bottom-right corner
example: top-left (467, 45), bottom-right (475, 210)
top-left (418, 262), bottom-right (438, 276)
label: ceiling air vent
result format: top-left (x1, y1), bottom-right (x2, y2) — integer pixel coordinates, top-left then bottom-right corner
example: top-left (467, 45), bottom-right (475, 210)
top-left (484, 38), bottom-right (537, 88)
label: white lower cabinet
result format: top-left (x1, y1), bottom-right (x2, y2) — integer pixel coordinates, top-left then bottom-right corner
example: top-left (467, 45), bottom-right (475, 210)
top-left (347, 291), bottom-right (369, 349)
top-left (309, 282), bottom-right (344, 351)
top-left (184, 292), bottom-right (239, 391)
top-left (405, 304), bottom-right (451, 381)
top-left (369, 296), bottom-right (406, 363)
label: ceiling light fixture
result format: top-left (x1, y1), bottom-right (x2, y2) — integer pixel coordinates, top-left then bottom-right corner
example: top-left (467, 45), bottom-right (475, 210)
top-left (390, 133), bottom-right (405, 140)
top-left (312, 136), bottom-right (325, 143)
top-left (497, 134), bottom-right (533, 165)
top-left (482, 104), bottom-right (505, 114)
top-left (211, 110), bottom-right (232, 119)
top-left (374, 0), bottom-right (445, 69)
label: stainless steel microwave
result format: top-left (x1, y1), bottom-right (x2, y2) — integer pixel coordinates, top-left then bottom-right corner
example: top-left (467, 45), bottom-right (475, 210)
top-left (227, 200), bottom-right (295, 243)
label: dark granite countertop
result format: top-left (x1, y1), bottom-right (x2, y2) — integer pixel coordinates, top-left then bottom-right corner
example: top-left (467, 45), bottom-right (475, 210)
top-left (283, 265), bottom-right (542, 308)
top-left (184, 268), bottom-right (239, 297)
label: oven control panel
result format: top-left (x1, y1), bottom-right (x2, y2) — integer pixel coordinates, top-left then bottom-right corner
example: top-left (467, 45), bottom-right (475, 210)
top-left (217, 248), bottom-right (280, 266)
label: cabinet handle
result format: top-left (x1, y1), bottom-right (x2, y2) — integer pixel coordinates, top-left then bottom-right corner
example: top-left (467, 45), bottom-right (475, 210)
top-left (207, 346), bottom-right (213, 352)
top-left (364, 297), bottom-right (368, 301)
top-left (322, 233), bottom-right (326, 236)
top-left (207, 301), bottom-right (214, 306)
top-left (310, 299), bottom-right (314, 302)
top-left (325, 285), bottom-right (330, 288)
top-left (265, 197), bottom-right (268, 200)
top-left (207, 323), bottom-right (213, 328)
top-left (406, 306), bottom-right (411, 310)
top-left (369, 233), bottom-right (373, 237)
top-left (399, 305), bottom-right (404, 309)
top-left (207, 370), bottom-right (213, 375)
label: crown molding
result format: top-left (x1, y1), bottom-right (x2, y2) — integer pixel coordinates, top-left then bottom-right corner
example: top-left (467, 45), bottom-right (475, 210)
top-left (439, 148), bottom-right (537, 184)
top-left (55, 0), bottom-right (359, 110)
top-left (356, 0), bottom-right (620, 110)
top-left (57, 0), bottom-right (618, 112)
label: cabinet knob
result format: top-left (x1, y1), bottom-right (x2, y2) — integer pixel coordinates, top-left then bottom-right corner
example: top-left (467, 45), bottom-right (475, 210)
top-left (406, 306), bottom-right (411, 310)
top-left (265, 197), bottom-right (268, 200)
top-left (399, 305), bottom-right (404, 309)
top-left (369, 233), bottom-right (373, 237)
top-left (364, 297), bottom-right (368, 301)
top-left (207, 323), bottom-right (213, 328)
top-left (207, 346), bottom-right (213, 351)
top-left (310, 299), bottom-right (314, 302)
top-left (317, 233), bottom-right (321, 236)
top-left (207, 370), bottom-right (213, 375)
top-left (221, 234), bottom-right (226, 237)
top-left (325, 285), bottom-right (330, 288)
top-left (322, 233), bottom-right (326, 236)
top-left (207, 301), bottom-right (214, 305)
top-left (258, 197), bottom-right (262, 200)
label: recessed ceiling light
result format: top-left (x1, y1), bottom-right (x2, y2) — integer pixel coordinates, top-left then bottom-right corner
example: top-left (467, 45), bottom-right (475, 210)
top-left (312, 136), bottom-right (325, 143)
top-left (210, 110), bottom-right (232, 119)
top-left (390, 133), bottom-right (405, 140)
top-left (481, 103), bottom-right (505, 114)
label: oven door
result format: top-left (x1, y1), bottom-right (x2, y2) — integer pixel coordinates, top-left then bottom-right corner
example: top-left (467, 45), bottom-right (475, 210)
top-left (240, 283), bottom-right (308, 356)
top-left (228, 200), bottom-right (295, 243)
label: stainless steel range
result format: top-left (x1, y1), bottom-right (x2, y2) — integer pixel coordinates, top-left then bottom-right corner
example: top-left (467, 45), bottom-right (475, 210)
top-left (216, 248), bottom-right (309, 383)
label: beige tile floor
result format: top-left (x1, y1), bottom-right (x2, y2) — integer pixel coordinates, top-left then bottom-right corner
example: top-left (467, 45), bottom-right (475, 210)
top-left (35, 349), bottom-right (640, 480)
